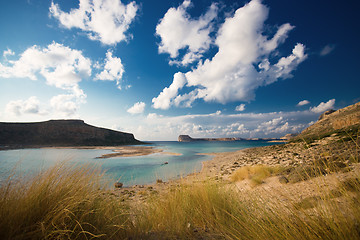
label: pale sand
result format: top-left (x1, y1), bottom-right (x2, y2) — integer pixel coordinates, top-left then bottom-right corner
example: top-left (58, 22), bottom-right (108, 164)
top-left (43, 145), bottom-right (182, 158)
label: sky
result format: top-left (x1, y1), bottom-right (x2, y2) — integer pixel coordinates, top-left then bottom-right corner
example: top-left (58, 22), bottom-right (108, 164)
top-left (0, 0), bottom-right (359, 141)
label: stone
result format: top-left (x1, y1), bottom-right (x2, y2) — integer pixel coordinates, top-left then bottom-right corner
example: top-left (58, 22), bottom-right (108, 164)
top-left (114, 182), bottom-right (123, 188)
top-left (278, 176), bottom-right (289, 184)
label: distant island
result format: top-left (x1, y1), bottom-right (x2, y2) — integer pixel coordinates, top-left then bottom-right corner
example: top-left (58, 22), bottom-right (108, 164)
top-left (178, 135), bottom-right (285, 142)
top-left (0, 119), bottom-right (143, 149)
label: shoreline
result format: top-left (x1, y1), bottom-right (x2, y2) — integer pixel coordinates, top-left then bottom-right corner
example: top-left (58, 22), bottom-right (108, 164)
top-left (0, 145), bottom-right (182, 158)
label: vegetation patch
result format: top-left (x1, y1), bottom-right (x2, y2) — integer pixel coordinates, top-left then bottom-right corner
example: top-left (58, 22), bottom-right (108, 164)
top-left (231, 165), bottom-right (287, 186)
top-left (1, 162), bottom-right (360, 239)
top-left (0, 164), bottom-right (130, 240)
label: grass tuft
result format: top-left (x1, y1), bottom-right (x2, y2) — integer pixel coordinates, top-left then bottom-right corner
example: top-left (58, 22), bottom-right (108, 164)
top-left (231, 165), bottom-right (285, 186)
top-left (0, 163), bottom-right (129, 240)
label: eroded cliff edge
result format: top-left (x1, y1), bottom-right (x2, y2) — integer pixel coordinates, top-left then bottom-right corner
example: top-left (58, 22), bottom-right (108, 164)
top-left (0, 119), bottom-right (143, 149)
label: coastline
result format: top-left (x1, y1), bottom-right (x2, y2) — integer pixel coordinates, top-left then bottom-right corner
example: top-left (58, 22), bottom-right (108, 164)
top-left (116, 132), bottom-right (359, 204)
top-left (0, 145), bottom-right (182, 158)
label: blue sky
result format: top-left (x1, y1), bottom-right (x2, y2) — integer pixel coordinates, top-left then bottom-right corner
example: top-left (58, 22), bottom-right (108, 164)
top-left (0, 0), bottom-right (359, 141)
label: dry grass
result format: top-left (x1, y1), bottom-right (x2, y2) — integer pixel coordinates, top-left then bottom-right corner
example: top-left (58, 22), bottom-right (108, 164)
top-left (0, 163), bottom-right (129, 240)
top-left (132, 173), bottom-right (360, 239)
top-left (1, 163), bottom-right (360, 240)
top-left (230, 165), bottom-right (285, 186)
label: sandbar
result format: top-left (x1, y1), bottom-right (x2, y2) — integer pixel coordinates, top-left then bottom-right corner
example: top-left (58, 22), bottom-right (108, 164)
top-left (95, 146), bottom-right (182, 158)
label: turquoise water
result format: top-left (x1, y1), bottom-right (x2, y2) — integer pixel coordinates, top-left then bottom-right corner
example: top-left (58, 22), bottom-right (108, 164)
top-left (0, 141), bottom-right (279, 187)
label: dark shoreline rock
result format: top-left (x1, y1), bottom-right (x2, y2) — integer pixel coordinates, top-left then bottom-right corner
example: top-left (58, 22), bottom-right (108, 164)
top-left (0, 119), bottom-right (143, 149)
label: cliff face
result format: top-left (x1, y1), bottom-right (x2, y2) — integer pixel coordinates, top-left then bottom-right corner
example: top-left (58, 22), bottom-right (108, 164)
top-left (0, 120), bottom-right (142, 148)
top-left (294, 102), bottom-right (360, 141)
top-left (178, 135), bottom-right (238, 142)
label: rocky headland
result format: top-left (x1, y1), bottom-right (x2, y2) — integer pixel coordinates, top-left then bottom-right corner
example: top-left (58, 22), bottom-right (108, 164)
top-left (178, 135), bottom-right (239, 142)
top-left (0, 119), bottom-right (143, 149)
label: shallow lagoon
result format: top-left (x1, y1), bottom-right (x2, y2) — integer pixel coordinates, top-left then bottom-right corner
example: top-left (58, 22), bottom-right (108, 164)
top-left (0, 141), bottom-right (279, 186)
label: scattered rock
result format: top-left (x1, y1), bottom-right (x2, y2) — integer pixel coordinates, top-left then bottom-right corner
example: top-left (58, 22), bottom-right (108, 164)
top-left (114, 182), bottom-right (123, 188)
top-left (278, 176), bottom-right (289, 184)
top-left (156, 179), bottom-right (163, 184)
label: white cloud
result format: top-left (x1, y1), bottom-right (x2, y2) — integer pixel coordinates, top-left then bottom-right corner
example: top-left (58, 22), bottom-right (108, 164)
top-left (50, 0), bottom-right (138, 45)
top-left (0, 42), bottom-right (91, 90)
top-left (156, 0), bottom-right (218, 66)
top-left (235, 104), bottom-right (246, 112)
top-left (95, 50), bottom-right (124, 89)
top-left (5, 96), bottom-right (45, 116)
top-left (152, 72), bottom-right (186, 109)
top-left (153, 0), bottom-right (307, 109)
top-left (254, 117), bottom-right (291, 135)
top-left (297, 100), bottom-right (310, 106)
top-left (50, 94), bottom-right (81, 117)
top-left (0, 42), bottom-right (91, 117)
top-left (320, 44), bottom-right (335, 56)
top-left (115, 108), bottom-right (317, 140)
top-left (310, 99), bottom-right (335, 113)
top-left (127, 102), bottom-right (146, 114)
top-left (3, 48), bottom-right (15, 58)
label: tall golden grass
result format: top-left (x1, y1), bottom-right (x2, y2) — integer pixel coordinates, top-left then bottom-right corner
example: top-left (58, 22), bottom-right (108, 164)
top-left (230, 165), bottom-right (285, 186)
top-left (0, 163), bottom-right (129, 240)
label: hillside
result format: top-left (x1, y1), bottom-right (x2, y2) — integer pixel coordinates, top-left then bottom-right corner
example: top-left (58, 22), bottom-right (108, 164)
top-left (292, 101), bottom-right (360, 142)
top-left (0, 120), bottom-right (142, 149)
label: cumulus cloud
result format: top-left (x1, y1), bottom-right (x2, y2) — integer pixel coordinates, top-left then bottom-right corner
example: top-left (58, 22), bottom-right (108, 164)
top-left (50, 0), bottom-right (138, 45)
top-left (320, 44), bottom-right (335, 56)
top-left (310, 99), bottom-right (335, 113)
top-left (50, 94), bottom-right (81, 117)
top-left (156, 0), bottom-right (218, 66)
top-left (254, 117), bottom-right (292, 135)
top-left (153, 0), bottom-right (307, 109)
top-left (5, 96), bottom-right (42, 116)
top-left (0, 42), bottom-right (91, 90)
top-left (95, 50), bottom-right (124, 89)
top-left (0, 42), bottom-right (91, 116)
top-left (297, 100), bottom-right (310, 106)
top-left (152, 72), bottom-right (186, 109)
top-left (127, 102), bottom-right (146, 114)
top-left (235, 104), bottom-right (246, 112)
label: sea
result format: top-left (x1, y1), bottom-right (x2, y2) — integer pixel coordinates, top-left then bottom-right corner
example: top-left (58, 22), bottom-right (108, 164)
top-left (0, 141), bottom-right (280, 187)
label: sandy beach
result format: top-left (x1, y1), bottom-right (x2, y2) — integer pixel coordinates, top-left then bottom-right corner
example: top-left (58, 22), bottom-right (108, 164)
top-left (41, 145), bottom-right (182, 158)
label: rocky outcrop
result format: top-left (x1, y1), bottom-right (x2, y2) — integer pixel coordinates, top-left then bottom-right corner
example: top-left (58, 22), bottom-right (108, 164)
top-left (293, 102), bottom-right (360, 141)
top-left (280, 133), bottom-right (298, 141)
top-left (178, 135), bottom-right (194, 142)
top-left (0, 119), bottom-right (142, 149)
top-left (318, 109), bottom-right (336, 120)
top-left (178, 135), bottom-right (238, 142)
